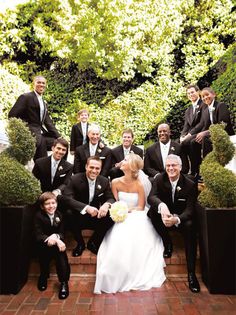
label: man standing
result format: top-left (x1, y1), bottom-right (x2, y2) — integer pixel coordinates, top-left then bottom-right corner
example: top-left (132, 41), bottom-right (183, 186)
top-left (109, 129), bottom-right (143, 180)
top-left (73, 124), bottom-right (112, 177)
top-left (180, 85), bottom-right (206, 177)
top-left (8, 75), bottom-right (60, 160)
top-left (60, 156), bottom-right (115, 256)
top-left (144, 123), bottom-right (188, 179)
top-left (32, 138), bottom-right (73, 196)
top-left (148, 154), bottom-right (200, 293)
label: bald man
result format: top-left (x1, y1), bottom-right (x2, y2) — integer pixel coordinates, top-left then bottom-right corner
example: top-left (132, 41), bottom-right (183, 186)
top-left (144, 123), bottom-right (188, 179)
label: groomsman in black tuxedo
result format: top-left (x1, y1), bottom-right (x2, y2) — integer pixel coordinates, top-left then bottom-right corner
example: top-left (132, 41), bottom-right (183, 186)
top-left (190, 87), bottom-right (235, 179)
top-left (8, 75), bottom-right (60, 160)
top-left (60, 156), bottom-right (115, 256)
top-left (148, 154), bottom-right (200, 293)
top-left (180, 85), bottom-right (207, 177)
top-left (70, 109), bottom-right (90, 155)
top-left (144, 123), bottom-right (188, 179)
top-left (32, 138), bottom-right (73, 197)
top-left (109, 129), bottom-right (143, 180)
top-left (73, 124), bottom-right (112, 177)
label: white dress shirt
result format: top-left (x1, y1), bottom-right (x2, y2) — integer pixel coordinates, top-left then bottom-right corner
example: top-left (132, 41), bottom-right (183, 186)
top-left (89, 143), bottom-right (98, 156)
top-left (160, 141), bottom-right (170, 168)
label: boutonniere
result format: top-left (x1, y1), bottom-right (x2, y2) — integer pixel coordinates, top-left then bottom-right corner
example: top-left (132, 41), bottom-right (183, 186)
top-left (58, 166), bottom-right (63, 171)
top-left (97, 148), bottom-right (102, 153)
top-left (97, 184), bottom-right (102, 190)
top-left (176, 186), bottom-right (181, 192)
top-left (170, 147), bottom-right (175, 151)
top-left (99, 141), bottom-right (105, 149)
top-left (55, 217), bottom-right (60, 223)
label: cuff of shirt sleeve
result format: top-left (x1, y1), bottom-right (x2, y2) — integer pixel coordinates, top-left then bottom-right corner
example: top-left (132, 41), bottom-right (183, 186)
top-left (173, 214), bottom-right (181, 226)
top-left (81, 205), bottom-right (88, 215)
top-left (158, 202), bottom-right (165, 214)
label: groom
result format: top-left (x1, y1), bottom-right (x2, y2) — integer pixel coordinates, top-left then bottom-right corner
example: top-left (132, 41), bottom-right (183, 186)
top-left (59, 156), bottom-right (115, 256)
top-left (147, 154), bottom-right (200, 293)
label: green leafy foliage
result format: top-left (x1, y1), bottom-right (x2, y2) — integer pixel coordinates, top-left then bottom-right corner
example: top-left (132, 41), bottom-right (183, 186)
top-left (199, 124), bottom-right (236, 207)
top-left (0, 118), bottom-right (41, 206)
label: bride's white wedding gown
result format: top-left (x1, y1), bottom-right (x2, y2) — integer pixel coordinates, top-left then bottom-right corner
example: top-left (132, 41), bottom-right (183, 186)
top-left (94, 191), bottom-right (166, 294)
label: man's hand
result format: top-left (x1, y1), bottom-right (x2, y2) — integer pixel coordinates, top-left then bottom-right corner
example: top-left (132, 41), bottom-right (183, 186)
top-left (180, 133), bottom-right (191, 143)
top-left (159, 203), bottom-right (171, 219)
top-left (56, 239), bottom-right (66, 252)
top-left (97, 203), bottom-right (110, 218)
top-left (162, 214), bottom-right (178, 227)
top-left (45, 234), bottom-right (58, 246)
top-left (86, 206), bottom-right (99, 217)
top-left (195, 130), bottom-right (209, 143)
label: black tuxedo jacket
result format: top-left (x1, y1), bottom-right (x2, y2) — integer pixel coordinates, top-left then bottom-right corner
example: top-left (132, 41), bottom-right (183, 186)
top-left (73, 142), bottom-right (112, 176)
top-left (34, 209), bottom-right (65, 243)
top-left (144, 140), bottom-right (188, 177)
top-left (60, 173), bottom-right (115, 213)
top-left (111, 144), bottom-right (143, 166)
top-left (70, 122), bottom-right (89, 152)
top-left (148, 172), bottom-right (197, 222)
top-left (32, 156), bottom-right (73, 192)
top-left (181, 99), bottom-right (206, 136)
top-left (8, 91), bottom-right (60, 138)
top-left (200, 101), bottom-right (235, 136)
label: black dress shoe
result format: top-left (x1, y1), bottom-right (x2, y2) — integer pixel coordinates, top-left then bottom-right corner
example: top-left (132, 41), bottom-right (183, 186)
top-left (188, 272), bottom-right (200, 293)
top-left (87, 241), bottom-right (99, 255)
top-left (163, 243), bottom-right (173, 258)
top-left (72, 244), bottom-right (85, 257)
top-left (37, 276), bottom-right (47, 291)
top-left (58, 281), bottom-right (69, 299)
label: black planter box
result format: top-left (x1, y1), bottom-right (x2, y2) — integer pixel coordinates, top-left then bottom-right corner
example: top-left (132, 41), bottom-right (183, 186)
top-left (0, 205), bottom-right (36, 294)
top-left (197, 204), bottom-right (236, 294)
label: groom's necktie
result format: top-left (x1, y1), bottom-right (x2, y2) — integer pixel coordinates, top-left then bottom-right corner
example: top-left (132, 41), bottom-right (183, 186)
top-left (51, 160), bottom-right (58, 183)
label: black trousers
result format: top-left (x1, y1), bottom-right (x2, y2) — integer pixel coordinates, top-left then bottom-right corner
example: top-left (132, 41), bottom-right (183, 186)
top-left (148, 207), bottom-right (197, 273)
top-left (181, 135), bottom-right (201, 175)
top-left (37, 243), bottom-right (70, 283)
top-left (73, 212), bottom-right (114, 247)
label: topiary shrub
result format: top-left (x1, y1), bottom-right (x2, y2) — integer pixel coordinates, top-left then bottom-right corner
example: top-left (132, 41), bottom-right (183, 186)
top-left (0, 118), bottom-right (41, 206)
top-left (198, 124), bottom-right (236, 208)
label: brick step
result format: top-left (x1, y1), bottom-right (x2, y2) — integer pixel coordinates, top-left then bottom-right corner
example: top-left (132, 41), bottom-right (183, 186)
top-left (29, 230), bottom-right (200, 277)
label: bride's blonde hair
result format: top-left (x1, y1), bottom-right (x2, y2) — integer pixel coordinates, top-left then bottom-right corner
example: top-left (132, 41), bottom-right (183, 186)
top-left (127, 152), bottom-right (144, 179)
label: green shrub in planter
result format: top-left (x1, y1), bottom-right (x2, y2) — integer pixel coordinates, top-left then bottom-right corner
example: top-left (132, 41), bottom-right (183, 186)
top-left (199, 124), bottom-right (236, 208)
top-left (0, 118), bottom-right (41, 206)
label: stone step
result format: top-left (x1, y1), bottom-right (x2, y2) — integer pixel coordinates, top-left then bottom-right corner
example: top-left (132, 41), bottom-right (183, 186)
top-left (29, 230), bottom-right (201, 277)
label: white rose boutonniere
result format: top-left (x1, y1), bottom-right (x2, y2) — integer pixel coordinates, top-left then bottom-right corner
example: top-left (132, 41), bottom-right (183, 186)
top-left (97, 148), bottom-right (102, 153)
top-left (58, 166), bottom-right (63, 171)
top-left (55, 217), bottom-right (60, 223)
top-left (97, 184), bottom-right (102, 190)
top-left (110, 201), bottom-right (128, 223)
top-left (171, 147), bottom-right (175, 151)
top-left (176, 186), bottom-right (181, 192)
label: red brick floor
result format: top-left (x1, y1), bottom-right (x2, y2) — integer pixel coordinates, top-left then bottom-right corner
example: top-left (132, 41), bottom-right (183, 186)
top-left (0, 276), bottom-right (235, 315)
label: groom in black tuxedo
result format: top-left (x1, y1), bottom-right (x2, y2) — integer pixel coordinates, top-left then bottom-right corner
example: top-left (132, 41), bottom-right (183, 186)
top-left (8, 75), bottom-right (60, 160)
top-left (59, 156), bottom-right (115, 256)
top-left (148, 154), bottom-right (200, 293)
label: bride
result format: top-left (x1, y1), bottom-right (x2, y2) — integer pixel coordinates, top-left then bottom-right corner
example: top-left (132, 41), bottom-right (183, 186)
top-left (94, 152), bottom-right (166, 294)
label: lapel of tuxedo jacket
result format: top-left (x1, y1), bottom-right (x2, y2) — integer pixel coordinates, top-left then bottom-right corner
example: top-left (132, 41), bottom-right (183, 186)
top-left (80, 173), bottom-right (90, 203)
top-left (53, 159), bottom-right (65, 183)
top-left (32, 92), bottom-right (41, 123)
top-left (154, 142), bottom-right (164, 171)
top-left (212, 101), bottom-right (218, 124)
top-left (174, 175), bottom-right (184, 203)
top-left (42, 100), bottom-right (47, 124)
top-left (78, 122), bottom-right (83, 137)
top-left (84, 143), bottom-right (90, 159)
top-left (163, 173), bottom-right (173, 204)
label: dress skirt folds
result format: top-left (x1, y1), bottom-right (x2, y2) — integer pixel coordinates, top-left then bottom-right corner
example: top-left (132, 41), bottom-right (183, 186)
top-left (94, 192), bottom-right (166, 294)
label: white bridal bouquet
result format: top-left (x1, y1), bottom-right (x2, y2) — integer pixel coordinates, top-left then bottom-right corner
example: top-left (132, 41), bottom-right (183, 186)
top-left (110, 201), bottom-right (129, 223)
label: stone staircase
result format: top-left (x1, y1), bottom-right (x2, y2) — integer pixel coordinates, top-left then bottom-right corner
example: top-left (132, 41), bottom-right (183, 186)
top-left (29, 230), bottom-right (201, 280)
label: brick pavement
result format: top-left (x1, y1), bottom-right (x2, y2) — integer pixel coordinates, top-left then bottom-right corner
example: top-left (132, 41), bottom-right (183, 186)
top-left (0, 276), bottom-right (235, 315)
